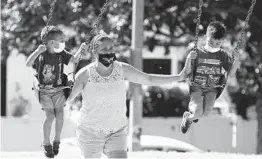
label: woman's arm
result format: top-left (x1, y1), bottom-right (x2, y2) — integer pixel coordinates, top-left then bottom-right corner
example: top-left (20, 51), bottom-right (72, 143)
top-left (180, 53), bottom-right (194, 79)
top-left (229, 54), bottom-right (240, 75)
top-left (66, 67), bottom-right (89, 102)
top-left (70, 42), bottom-right (89, 63)
top-left (122, 63), bottom-right (183, 86)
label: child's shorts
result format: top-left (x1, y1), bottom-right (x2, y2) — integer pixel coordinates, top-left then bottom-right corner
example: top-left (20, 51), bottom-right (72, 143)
top-left (39, 90), bottom-right (66, 110)
top-left (189, 86), bottom-right (218, 117)
top-left (76, 125), bottom-right (128, 158)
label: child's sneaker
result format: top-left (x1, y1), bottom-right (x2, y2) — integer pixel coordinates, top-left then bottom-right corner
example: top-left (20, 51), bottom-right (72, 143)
top-left (42, 144), bottom-right (54, 158)
top-left (193, 119), bottom-right (199, 123)
top-left (53, 140), bottom-right (60, 156)
top-left (180, 111), bottom-right (193, 134)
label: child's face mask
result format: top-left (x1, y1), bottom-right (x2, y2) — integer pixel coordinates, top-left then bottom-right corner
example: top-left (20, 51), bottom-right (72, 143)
top-left (98, 53), bottom-right (116, 67)
top-left (52, 40), bottom-right (65, 53)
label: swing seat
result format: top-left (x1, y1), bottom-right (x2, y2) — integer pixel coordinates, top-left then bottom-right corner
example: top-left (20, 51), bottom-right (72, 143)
top-left (215, 74), bottom-right (227, 99)
top-left (189, 74), bottom-right (227, 99)
top-left (32, 74), bottom-right (72, 102)
top-left (61, 74), bottom-right (72, 99)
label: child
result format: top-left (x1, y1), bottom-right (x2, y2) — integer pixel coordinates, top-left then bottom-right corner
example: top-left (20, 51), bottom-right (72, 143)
top-left (66, 33), bottom-right (184, 158)
top-left (180, 21), bottom-right (240, 134)
top-left (26, 26), bottom-right (81, 158)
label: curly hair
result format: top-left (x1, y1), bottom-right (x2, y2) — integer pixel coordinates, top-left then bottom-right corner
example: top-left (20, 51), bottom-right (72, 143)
top-left (40, 25), bottom-right (63, 43)
top-left (207, 21), bottom-right (227, 40)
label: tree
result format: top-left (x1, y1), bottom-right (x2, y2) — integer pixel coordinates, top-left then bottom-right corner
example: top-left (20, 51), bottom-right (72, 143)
top-left (2, 0), bottom-right (262, 153)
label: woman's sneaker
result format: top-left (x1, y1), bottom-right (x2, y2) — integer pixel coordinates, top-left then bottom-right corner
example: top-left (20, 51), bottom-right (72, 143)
top-left (180, 111), bottom-right (193, 134)
top-left (53, 141), bottom-right (60, 156)
top-left (42, 144), bottom-right (54, 158)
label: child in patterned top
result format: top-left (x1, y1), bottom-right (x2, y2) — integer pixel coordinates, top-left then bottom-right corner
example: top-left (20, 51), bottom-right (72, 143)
top-left (179, 21), bottom-right (240, 134)
top-left (66, 33), bottom-right (185, 158)
top-left (26, 26), bottom-right (81, 158)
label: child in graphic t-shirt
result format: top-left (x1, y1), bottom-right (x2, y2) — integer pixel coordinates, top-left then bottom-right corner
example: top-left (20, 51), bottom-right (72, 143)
top-left (179, 21), bottom-right (240, 134)
top-left (25, 26), bottom-right (81, 158)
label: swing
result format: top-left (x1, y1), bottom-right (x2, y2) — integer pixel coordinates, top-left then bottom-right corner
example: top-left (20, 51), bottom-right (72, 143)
top-left (32, 0), bottom-right (111, 101)
top-left (32, 0), bottom-right (70, 102)
top-left (75, 0), bottom-right (111, 73)
top-left (189, 0), bottom-right (257, 99)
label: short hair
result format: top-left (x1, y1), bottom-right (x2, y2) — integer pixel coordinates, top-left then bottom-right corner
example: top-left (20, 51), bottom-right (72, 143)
top-left (40, 25), bottom-right (63, 43)
top-left (89, 33), bottom-right (113, 54)
top-left (207, 21), bottom-right (227, 40)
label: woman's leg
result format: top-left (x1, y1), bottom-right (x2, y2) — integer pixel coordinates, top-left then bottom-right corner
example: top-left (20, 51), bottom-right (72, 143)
top-left (106, 150), bottom-right (127, 158)
top-left (76, 126), bottom-right (104, 158)
top-left (104, 127), bottom-right (128, 158)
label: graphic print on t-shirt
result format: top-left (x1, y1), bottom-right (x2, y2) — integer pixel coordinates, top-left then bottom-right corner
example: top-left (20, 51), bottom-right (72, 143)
top-left (34, 51), bottom-right (72, 87)
top-left (194, 51), bottom-right (223, 86)
top-left (42, 64), bottom-right (56, 84)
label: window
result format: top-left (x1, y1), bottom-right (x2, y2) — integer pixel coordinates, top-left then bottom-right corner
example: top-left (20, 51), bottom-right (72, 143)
top-left (143, 59), bottom-right (171, 75)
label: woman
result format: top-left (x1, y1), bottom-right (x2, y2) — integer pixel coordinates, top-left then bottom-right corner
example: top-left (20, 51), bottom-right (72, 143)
top-left (67, 33), bottom-right (185, 158)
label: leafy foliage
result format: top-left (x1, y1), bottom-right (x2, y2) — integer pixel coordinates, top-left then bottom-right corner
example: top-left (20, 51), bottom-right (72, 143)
top-left (2, 0), bottom-right (262, 116)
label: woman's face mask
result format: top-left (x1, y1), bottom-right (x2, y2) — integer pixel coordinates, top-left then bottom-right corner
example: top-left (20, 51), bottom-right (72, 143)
top-left (52, 40), bottom-right (65, 53)
top-left (98, 53), bottom-right (116, 67)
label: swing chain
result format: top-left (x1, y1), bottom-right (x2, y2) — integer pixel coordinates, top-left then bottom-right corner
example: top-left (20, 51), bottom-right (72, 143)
top-left (76, 0), bottom-right (110, 76)
top-left (46, 0), bottom-right (57, 27)
top-left (42, 0), bottom-right (57, 44)
top-left (233, 0), bottom-right (256, 58)
top-left (190, 0), bottom-right (203, 83)
top-left (86, 0), bottom-right (110, 42)
top-left (80, 0), bottom-right (110, 54)
top-left (193, 0), bottom-right (204, 52)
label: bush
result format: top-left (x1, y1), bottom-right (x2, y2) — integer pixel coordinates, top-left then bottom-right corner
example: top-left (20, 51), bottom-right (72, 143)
top-left (9, 83), bottom-right (31, 117)
top-left (141, 83), bottom-right (190, 117)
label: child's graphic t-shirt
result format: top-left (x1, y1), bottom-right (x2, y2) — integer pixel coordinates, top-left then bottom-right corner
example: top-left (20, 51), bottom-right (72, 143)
top-left (192, 48), bottom-right (233, 87)
top-left (33, 50), bottom-right (72, 87)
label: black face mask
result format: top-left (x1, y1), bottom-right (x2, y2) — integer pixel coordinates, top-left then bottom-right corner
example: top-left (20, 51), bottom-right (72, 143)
top-left (98, 54), bottom-right (116, 67)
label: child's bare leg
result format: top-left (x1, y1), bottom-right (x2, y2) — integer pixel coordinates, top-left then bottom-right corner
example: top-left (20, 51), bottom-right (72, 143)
top-left (188, 91), bottom-right (204, 121)
top-left (43, 109), bottom-right (55, 145)
top-left (202, 91), bottom-right (217, 116)
top-left (180, 91), bottom-right (203, 134)
top-left (51, 91), bottom-right (66, 142)
top-left (54, 107), bottom-right (64, 141)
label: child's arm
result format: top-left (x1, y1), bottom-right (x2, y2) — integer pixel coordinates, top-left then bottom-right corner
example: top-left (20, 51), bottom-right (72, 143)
top-left (25, 45), bottom-right (46, 67)
top-left (222, 51), bottom-right (240, 75)
top-left (66, 67), bottom-right (88, 102)
top-left (179, 50), bottom-right (198, 80)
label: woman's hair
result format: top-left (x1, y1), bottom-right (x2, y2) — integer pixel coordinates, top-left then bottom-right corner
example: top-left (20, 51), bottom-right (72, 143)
top-left (207, 21), bottom-right (227, 40)
top-left (88, 33), bottom-right (113, 54)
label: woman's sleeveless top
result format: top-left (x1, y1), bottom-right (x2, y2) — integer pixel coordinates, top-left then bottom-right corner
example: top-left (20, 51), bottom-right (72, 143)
top-left (78, 61), bottom-right (128, 133)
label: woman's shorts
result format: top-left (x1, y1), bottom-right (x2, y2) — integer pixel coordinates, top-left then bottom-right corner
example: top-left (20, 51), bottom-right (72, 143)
top-left (76, 125), bottom-right (128, 158)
